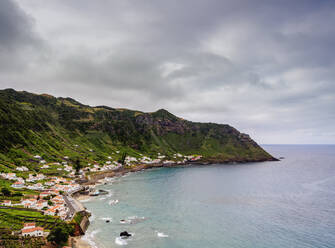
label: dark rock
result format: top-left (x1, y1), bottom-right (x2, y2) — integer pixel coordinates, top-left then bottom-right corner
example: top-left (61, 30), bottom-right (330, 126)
top-left (120, 231), bottom-right (132, 238)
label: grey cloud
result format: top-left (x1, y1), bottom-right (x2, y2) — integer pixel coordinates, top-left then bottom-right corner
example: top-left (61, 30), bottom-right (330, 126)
top-left (1, 0), bottom-right (335, 144)
top-left (0, 0), bottom-right (35, 48)
top-left (0, 0), bottom-right (43, 72)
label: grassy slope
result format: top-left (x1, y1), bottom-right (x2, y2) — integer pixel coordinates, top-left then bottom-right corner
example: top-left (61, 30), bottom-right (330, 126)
top-left (0, 208), bottom-right (57, 230)
top-left (0, 89), bottom-right (275, 170)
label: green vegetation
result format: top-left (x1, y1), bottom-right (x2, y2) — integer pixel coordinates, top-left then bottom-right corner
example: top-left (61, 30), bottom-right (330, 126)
top-left (1, 187), bottom-right (11, 197)
top-left (0, 88), bottom-right (275, 171)
top-left (118, 152), bottom-right (127, 165)
top-left (47, 223), bottom-right (74, 247)
top-left (72, 212), bottom-right (84, 225)
top-left (0, 232), bottom-right (45, 248)
top-left (0, 208), bottom-right (62, 231)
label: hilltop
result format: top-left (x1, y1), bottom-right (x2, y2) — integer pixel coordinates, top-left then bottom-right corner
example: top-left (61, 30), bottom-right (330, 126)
top-left (0, 88), bottom-right (276, 171)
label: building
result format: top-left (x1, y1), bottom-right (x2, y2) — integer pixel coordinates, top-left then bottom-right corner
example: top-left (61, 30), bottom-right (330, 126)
top-left (11, 181), bottom-right (25, 188)
top-left (44, 204), bottom-right (66, 217)
top-left (35, 200), bottom-right (48, 210)
top-left (1, 200), bottom-right (11, 206)
top-left (5, 173), bottom-right (17, 180)
top-left (21, 198), bottom-right (37, 208)
top-left (21, 223), bottom-right (44, 237)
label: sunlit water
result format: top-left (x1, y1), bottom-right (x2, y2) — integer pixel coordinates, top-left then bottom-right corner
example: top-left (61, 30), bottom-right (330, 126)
top-left (81, 145), bottom-right (335, 248)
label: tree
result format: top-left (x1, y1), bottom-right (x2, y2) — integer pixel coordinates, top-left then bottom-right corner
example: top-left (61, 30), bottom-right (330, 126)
top-left (47, 200), bottom-right (53, 206)
top-left (118, 152), bottom-right (127, 166)
top-left (47, 224), bottom-right (73, 245)
top-left (1, 187), bottom-right (11, 197)
top-left (12, 192), bottom-right (23, 197)
top-left (73, 158), bottom-right (82, 174)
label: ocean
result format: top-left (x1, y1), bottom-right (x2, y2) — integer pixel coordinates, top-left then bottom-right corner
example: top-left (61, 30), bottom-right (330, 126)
top-left (81, 145), bottom-right (335, 248)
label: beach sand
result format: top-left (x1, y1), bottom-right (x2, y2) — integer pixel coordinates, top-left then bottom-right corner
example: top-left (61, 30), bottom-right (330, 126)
top-left (72, 236), bottom-right (91, 248)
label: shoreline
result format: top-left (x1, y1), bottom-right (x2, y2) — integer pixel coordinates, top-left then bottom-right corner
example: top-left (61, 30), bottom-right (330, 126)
top-left (73, 158), bottom-right (278, 248)
top-left (72, 236), bottom-right (92, 248)
top-left (84, 157), bottom-right (278, 186)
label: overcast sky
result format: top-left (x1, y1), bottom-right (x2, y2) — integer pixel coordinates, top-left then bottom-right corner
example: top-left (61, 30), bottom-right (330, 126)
top-left (0, 0), bottom-right (334, 144)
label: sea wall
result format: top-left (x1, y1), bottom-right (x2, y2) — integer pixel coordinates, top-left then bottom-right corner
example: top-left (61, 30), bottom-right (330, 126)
top-left (79, 216), bottom-right (90, 234)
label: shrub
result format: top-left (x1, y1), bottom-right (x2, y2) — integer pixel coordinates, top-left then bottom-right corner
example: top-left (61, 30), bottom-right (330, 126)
top-left (1, 187), bottom-right (11, 197)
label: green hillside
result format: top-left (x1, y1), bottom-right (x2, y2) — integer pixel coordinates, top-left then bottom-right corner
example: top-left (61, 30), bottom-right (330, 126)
top-left (0, 88), bottom-right (276, 171)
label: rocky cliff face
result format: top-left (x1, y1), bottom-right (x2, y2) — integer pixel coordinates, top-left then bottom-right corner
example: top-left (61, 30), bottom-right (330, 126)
top-left (0, 88), bottom-right (276, 168)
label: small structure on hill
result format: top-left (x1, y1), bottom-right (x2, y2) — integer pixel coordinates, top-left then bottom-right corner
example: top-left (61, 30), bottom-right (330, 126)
top-left (21, 223), bottom-right (44, 237)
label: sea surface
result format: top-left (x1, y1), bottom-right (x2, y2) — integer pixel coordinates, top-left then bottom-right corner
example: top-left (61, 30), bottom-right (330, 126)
top-left (81, 145), bottom-right (335, 248)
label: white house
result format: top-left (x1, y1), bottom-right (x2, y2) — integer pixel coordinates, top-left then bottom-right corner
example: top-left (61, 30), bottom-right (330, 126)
top-left (35, 200), bottom-right (48, 210)
top-left (11, 181), bottom-right (25, 189)
top-left (27, 183), bottom-right (44, 191)
top-left (5, 173), bottom-right (17, 180)
top-left (44, 181), bottom-right (55, 186)
top-left (21, 223), bottom-right (44, 237)
top-left (44, 204), bottom-right (65, 216)
top-left (36, 174), bottom-right (45, 180)
top-left (1, 200), bottom-right (11, 206)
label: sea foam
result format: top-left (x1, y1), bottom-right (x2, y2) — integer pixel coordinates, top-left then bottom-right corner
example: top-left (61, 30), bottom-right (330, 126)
top-left (156, 231), bottom-right (169, 238)
top-left (100, 217), bottom-right (112, 222)
top-left (115, 237), bottom-right (128, 245)
top-left (109, 199), bottom-right (119, 205)
top-left (82, 229), bottom-right (101, 248)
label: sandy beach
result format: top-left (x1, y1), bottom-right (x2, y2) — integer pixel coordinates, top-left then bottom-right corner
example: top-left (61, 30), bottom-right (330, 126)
top-left (72, 236), bottom-right (92, 248)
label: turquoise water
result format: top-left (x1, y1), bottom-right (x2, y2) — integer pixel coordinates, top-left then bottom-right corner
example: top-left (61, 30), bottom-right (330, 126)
top-left (81, 145), bottom-right (335, 248)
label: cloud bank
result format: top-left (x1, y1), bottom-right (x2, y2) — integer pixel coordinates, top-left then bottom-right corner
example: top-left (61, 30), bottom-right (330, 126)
top-left (0, 0), bottom-right (335, 144)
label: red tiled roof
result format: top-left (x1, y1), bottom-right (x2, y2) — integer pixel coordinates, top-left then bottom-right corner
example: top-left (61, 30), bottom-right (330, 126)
top-left (22, 227), bottom-right (44, 234)
top-left (23, 223), bottom-right (36, 228)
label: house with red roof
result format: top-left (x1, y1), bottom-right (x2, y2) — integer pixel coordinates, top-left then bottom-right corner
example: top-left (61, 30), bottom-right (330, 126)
top-left (1, 200), bottom-right (11, 206)
top-left (11, 181), bottom-right (25, 189)
top-left (21, 223), bottom-right (44, 237)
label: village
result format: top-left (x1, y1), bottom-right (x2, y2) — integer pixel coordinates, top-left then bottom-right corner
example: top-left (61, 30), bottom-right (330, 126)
top-left (0, 152), bottom-right (202, 241)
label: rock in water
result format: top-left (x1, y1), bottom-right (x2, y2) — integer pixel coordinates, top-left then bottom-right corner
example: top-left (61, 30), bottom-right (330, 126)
top-left (120, 231), bottom-right (132, 238)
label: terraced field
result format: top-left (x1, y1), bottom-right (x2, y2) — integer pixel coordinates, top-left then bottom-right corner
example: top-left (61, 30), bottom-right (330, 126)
top-left (0, 208), bottom-right (64, 231)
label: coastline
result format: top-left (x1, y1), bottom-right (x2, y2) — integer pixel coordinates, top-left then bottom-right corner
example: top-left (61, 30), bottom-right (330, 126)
top-left (72, 236), bottom-right (92, 248)
top-left (73, 158), bottom-right (278, 248)
top-left (83, 157), bottom-right (278, 186)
